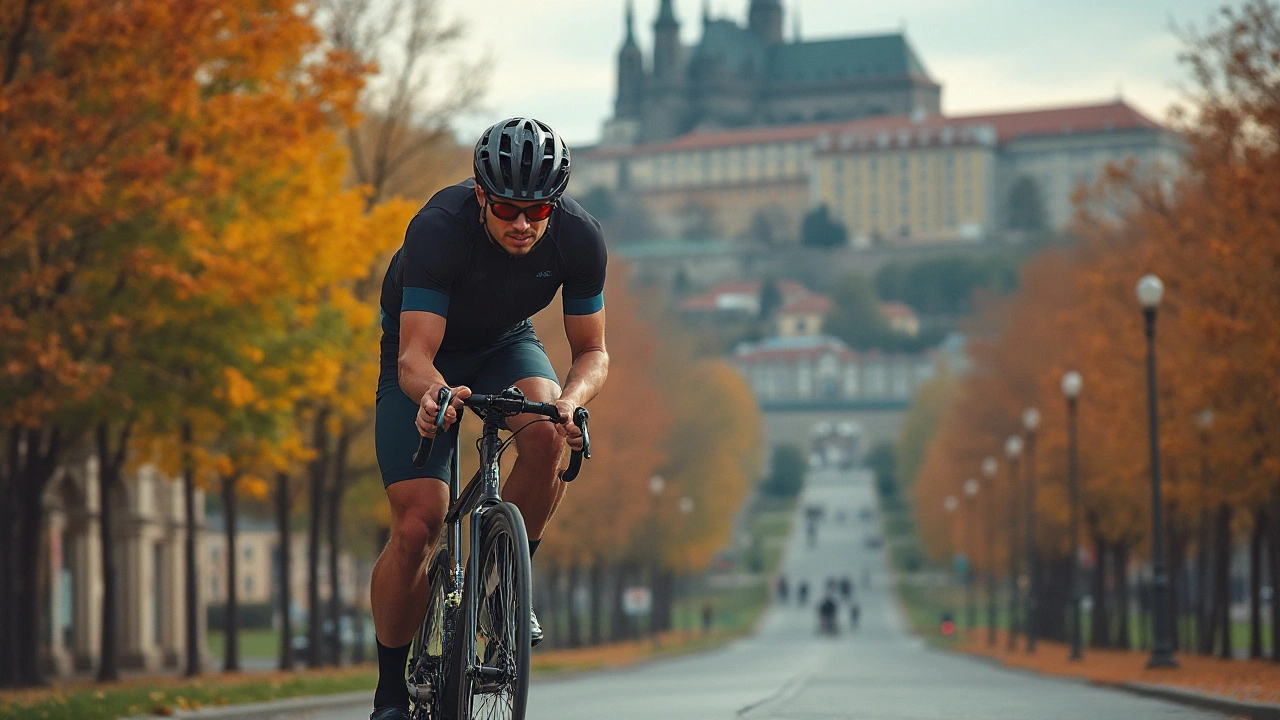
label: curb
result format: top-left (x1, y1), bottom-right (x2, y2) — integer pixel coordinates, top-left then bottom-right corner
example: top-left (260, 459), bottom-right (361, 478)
top-left (947, 647), bottom-right (1280, 720)
top-left (119, 690), bottom-right (370, 720)
top-left (1113, 681), bottom-right (1280, 720)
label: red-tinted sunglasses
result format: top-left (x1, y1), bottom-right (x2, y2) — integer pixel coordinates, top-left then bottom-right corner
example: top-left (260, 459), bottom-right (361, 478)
top-left (485, 193), bottom-right (555, 222)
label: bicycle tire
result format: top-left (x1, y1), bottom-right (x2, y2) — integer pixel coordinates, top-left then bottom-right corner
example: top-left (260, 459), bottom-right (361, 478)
top-left (407, 547), bottom-right (454, 720)
top-left (455, 502), bottom-right (532, 720)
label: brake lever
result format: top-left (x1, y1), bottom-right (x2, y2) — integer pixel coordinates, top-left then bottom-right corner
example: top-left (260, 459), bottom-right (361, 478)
top-left (411, 386), bottom-right (453, 468)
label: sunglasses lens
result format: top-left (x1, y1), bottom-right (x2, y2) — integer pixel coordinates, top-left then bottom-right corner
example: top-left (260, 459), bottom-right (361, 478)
top-left (525, 203), bottom-right (553, 221)
top-left (490, 202), bottom-right (521, 221)
top-left (488, 197), bottom-right (553, 222)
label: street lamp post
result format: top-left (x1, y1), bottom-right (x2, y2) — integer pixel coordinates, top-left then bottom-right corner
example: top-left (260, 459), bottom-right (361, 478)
top-left (1023, 407), bottom-right (1040, 654)
top-left (944, 494), bottom-right (960, 584)
top-left (1195, 409), bottom-right (1214, 654)
top-left (1005, 435), bottom-right (1024, 652)
top-left (1062, 370), bottom-right (1083, 661)
top-left (982, 456), bottom-right (999, 648)
top-left (1137, 274), bottom-right (1177, 668)
top-left (678, 496), bottom-right (694, 633)
top-left (648, 475), bottom-right (665, 641)
top-left (964, 478), bottom-right (980, 633)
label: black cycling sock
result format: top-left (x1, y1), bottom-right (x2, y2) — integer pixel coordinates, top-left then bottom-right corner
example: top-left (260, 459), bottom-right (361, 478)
top-left (528, 538), bottom-right (541, 559)
top-left (373, 639), bottom-right (411, 710)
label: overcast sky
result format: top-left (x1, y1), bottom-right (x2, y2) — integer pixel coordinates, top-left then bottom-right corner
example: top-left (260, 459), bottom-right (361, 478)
top-left (436, 0), bottom-right (1227, 147)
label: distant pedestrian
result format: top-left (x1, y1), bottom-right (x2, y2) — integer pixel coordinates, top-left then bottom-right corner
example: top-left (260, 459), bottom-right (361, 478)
top-left (701, 603), bottom-right (714, 634)
top-left (777, 575), bottom-right (790, 603)
top-left (850, 601), bottom-right (860, 630)
top-left (798, 581), bottom-right (809, 604)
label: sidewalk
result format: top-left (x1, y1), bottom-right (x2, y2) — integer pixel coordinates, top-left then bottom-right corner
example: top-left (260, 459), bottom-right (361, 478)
top-left (958, 631), bottom-right (1280, 718)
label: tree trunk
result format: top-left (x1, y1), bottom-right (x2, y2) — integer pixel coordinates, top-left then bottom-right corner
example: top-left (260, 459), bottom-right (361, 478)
top-left (1039, 556), bottom-right (1067, 643)
top-left (1213, 503), bottom-right (1233, 659)
top-left (223, 475), bottom-right (240, 672)
top-left (1115, 544), bottom-right (1130, 650)
top-left (588, 560), bottom-right (603, 646)
top-left (182, 421), bottom-right (201, 677)
top-left (1269, 490), bottom-right (1280, 662)
top-left (327, 431), bottom-right (350, 667)
top-left (611, 562), bottom-right (629, 642)
top-left (5, 426), bottom-right (62, 688)
top-left (276, 472), bottom-right (294, 670)
top-left (96, 424), bottom-right (121, 682)
top-left (92, 424), bottom-right (132, 680)
top-left (547, 561), bottom-right (564, 648)
top-left (306, 410), bottom-right (330, 668)
top-left (1091, 536), bottom-right (1109, 648)
top-left (1248, 511), bottom-right (1265, 659)
top-left (567, 563), bottom-right (582, 648)
top-left (1168, 517), bottom-right (1186, 652)
top-left (1196, 503), bottom-right (1214, 655)
top-left (0, 425), bottom-right (19, 688)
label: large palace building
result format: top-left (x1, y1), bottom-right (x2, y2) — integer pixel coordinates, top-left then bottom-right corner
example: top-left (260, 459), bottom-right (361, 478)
top-left (604, 0), bottom-right (940, 145)
top-left (575, 1), bottom-right (1184, 245)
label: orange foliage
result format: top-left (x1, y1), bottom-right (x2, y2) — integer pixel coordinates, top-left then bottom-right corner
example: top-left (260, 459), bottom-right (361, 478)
top-left (912, 1), bottom-right (1280, 575)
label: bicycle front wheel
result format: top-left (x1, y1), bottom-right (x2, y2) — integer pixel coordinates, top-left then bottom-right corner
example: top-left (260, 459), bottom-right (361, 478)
top-left (456, 502), bottom-right (532, 720)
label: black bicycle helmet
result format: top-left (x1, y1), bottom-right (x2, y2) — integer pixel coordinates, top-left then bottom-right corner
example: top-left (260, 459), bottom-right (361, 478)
top-left (473, 117), bottom-right (571, 201)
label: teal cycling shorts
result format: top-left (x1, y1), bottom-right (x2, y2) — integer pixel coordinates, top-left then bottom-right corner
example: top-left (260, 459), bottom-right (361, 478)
top-left (375, 322), bottom-right (559, 487)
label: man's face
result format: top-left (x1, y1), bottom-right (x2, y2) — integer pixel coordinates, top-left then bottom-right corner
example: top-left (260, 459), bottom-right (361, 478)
top-left (475, 184), bottom-right (552, 256)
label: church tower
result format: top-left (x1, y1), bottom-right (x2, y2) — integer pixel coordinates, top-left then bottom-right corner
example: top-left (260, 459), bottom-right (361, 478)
top-left (614, 0), bottom-right (643, 119)
top-left (653, 0), bottom-right (681, 81)
top-left (748, 0), bottom-right (784, 45)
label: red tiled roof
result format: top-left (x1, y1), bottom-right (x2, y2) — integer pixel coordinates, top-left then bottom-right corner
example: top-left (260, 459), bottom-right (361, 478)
top-left (780, 296), bottom-right (832, 314)
top-left (956, 100), bottom-right (1163, 143)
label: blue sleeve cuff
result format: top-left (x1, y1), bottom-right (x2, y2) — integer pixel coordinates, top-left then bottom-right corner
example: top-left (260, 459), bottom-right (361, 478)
top-left (403, 287), bottom-right (450, 317)
top-left (563, 293), bottom-right (604, 316)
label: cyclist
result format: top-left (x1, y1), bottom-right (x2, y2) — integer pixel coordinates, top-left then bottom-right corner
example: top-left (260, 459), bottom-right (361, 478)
top-left (369, 118), bottom-right (608, 720)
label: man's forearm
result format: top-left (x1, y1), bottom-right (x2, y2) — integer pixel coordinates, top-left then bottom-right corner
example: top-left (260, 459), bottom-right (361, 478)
top-left (560, 349), bottom-right (609, 407)
top-left (398, 352), bottom-right (447, 405)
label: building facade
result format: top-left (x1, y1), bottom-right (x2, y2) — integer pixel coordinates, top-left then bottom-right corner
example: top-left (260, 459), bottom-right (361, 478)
top-left (576, 101), bottom-right (1183, 244)
top-left (604, 0), bottom-right (941, 146)
top-left (39, 459), bottom-right (209, 676)
top-left (731, 334), bottom-right (936, 410)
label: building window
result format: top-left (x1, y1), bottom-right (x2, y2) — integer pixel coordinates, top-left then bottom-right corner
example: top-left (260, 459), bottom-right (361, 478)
top-left (244, 545), bottom-right (252, 560)
top-left (244, 575), bottom-right (254, 595)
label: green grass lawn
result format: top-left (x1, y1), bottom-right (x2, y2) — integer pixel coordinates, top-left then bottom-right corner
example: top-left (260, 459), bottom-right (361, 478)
top-left (0, 668), bottom-right (378, 720)
top-left (204, 629), bottom-right (285, 659)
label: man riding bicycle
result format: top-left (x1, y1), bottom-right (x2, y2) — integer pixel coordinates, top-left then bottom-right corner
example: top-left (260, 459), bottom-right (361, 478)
top-left (369, 118), bottom-right (609, 720)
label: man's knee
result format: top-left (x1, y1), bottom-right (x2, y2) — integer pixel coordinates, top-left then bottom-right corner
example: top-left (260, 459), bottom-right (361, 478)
top-left (515, 420), bottom-right (563, 466)
top-left (389, 512), bottom-right (443, 558)
top-left (385, 480), bottom-right (449, 558)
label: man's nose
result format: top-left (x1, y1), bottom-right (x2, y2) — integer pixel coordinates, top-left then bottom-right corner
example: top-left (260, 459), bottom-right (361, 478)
top-left (512, 213), bottom-right (531, 231)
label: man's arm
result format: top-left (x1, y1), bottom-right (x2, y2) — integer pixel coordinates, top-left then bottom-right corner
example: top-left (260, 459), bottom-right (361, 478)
top-left (560, 309), bottom-right (609, 407)
top-left (399, 310), bottom-right (468, 435)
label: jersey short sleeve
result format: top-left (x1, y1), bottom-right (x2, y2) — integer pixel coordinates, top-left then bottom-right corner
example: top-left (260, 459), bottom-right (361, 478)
top-left (560, 216), bottom-right (608, 316)
top-left (400, 208), bottom-right (468, 318)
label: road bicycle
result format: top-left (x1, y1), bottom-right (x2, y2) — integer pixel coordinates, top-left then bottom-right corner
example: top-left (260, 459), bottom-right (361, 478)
top-left (405, 386), bottom-right (590, 720)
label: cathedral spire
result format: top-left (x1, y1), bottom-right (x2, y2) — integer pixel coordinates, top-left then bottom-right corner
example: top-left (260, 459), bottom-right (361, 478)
top-left (703, 0), bottom-right (711, 27)
top-left (624, 0), bottom-right (637, 46)
top-left (656, 0), bottom-right (677, 26)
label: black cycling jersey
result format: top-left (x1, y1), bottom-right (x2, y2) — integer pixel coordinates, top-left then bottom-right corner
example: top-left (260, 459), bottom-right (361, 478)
top-left (378, 179), bottom-right (607, 391)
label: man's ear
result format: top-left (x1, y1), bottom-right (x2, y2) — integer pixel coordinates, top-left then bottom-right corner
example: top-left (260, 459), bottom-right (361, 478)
top-left (473, 181), bottom-right (485, 205)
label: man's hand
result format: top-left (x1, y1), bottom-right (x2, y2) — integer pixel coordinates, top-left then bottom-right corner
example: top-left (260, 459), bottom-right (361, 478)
top-left (553, 398), bottom-right (585, 451)
top-left (417, 384), bottom-right (472, 438)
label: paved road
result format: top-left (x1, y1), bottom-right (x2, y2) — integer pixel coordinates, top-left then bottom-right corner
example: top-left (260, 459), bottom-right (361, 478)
top-left (293, 467), bottom-right (1225, 720)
